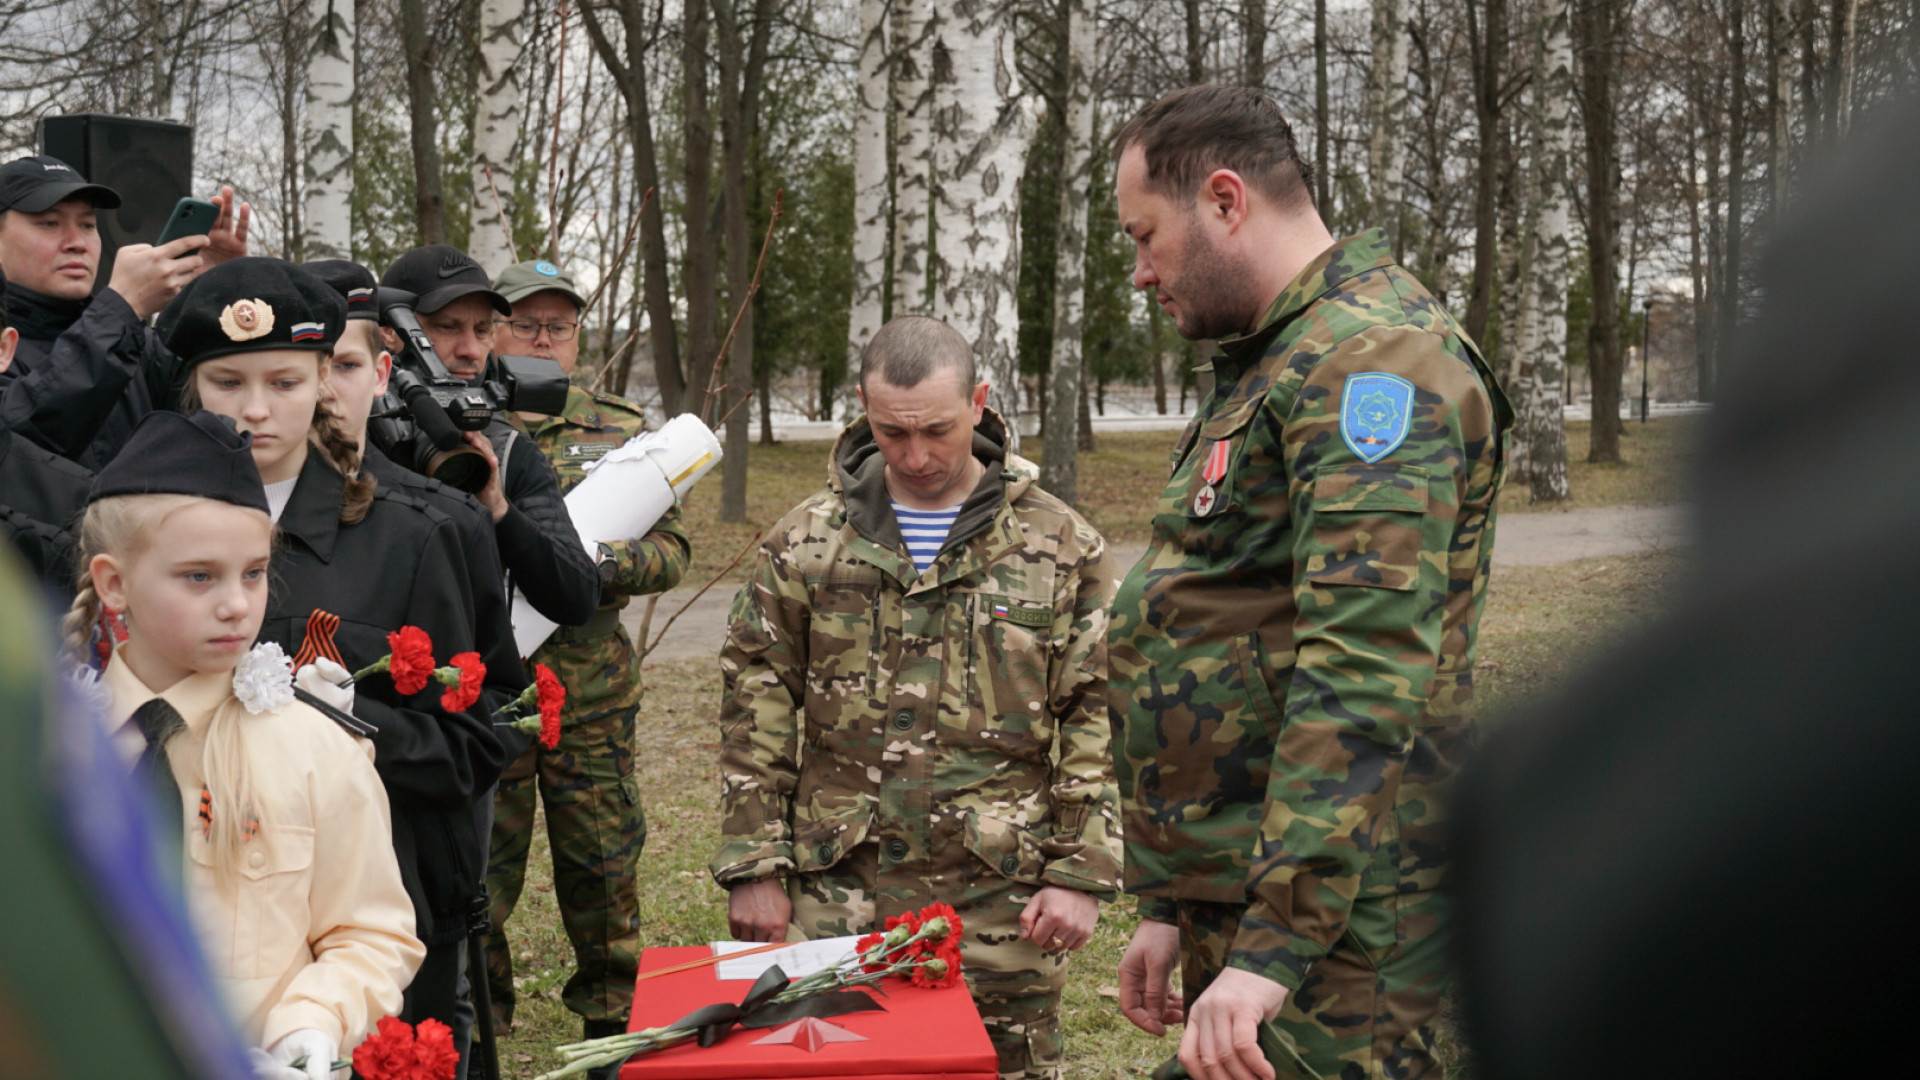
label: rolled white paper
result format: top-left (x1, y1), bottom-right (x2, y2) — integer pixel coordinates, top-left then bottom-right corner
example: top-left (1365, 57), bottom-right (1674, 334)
top-left (510, 413), bottom-right (723, 657)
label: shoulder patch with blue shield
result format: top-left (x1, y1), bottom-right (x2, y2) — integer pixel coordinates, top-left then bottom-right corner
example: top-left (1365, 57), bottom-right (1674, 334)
top-left (1340, 372), bottom-right (1415, 463)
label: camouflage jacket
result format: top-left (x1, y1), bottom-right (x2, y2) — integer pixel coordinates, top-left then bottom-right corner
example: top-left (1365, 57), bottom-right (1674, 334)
top-left (517, 386), bottom-right (690, 703)
top-left (1110, 230), bottom-right (1511, 988)
top-left (710, 409), bottom-right (1123, 901)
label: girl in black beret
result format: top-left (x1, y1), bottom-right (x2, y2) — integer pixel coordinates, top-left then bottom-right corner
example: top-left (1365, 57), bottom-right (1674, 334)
top-left (160, 257), bottom-right (524, 1064)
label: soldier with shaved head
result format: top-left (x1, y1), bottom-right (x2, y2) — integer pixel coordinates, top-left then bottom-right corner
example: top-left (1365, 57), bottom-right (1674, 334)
top-left (711, 315), bottom-right (1123, 1079)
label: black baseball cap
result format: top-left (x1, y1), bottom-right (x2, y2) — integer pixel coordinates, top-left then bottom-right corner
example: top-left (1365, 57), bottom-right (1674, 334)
top-left (0, 155), bottom-right (122, 213)
top-left (380, 244), bottom-right (511, 316)
top-left (90, 411), bottom-right (269, 515)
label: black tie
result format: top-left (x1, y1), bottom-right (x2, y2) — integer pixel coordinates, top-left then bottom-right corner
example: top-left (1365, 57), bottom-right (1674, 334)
top-left (131, 697), bottom-right (188, 839)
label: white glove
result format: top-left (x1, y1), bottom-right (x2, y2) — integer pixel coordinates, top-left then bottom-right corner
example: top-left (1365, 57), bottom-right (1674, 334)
top-left (295, 658), bottom-right (356, 718)
top-left (269, 1028), bottom-right (340, 1080)
top-left (246, 1047), bottom-right (305, 1080)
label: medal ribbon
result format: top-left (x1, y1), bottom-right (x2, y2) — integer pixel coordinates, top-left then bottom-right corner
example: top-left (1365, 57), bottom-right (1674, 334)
top-left (1202, 440), bottom-right (1231, 486)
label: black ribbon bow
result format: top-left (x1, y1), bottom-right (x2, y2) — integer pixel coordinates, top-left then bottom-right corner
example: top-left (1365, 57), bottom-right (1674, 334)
top-left (661, 964), bottom-right (885, 1049)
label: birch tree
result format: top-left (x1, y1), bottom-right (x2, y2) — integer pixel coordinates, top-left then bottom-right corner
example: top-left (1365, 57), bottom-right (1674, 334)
top-left (892, 0), bottom-right (935, 314)
top-left (847, 0), bottom-right (889, 381)
top-left (1522, 0), bottom-right (1574, 501)
top-left (1040, 0), bottom-right (1095, 503)
top-left (470, 0), bottom-right (524, 273)
top-left (1367, 0), bottom-right (1411, 251)
top-left (931, 0), bottom-right (1030, 436)
top-left (302, 0), bottom-right (353, 259)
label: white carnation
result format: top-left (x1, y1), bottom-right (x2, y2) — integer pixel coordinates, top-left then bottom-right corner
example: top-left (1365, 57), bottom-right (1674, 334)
top-left (232, 642), bottom-right (295, 715)
top-left (62, 664), bottom-right (114, 721)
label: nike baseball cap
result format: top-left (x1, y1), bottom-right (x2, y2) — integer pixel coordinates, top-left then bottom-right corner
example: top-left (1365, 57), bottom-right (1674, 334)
top-left (379, 244), bottom-right (511, 316)
top-left (0, 155), bottom-right (122, 213)
top-left (494, 259), bottom-right (587, 310)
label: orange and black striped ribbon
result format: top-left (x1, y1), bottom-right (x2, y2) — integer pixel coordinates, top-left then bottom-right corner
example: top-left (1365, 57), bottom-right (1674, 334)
top-left (292, 609), bottom-right (345, 669)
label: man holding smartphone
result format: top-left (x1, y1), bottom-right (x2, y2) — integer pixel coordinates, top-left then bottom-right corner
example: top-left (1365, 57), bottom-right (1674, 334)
top-left (0, 154), bottom-right (250, 470)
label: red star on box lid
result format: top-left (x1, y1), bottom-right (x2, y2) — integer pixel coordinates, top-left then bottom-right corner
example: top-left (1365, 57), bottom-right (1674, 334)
top-left (752, 1017), bottom-right (868, 1052)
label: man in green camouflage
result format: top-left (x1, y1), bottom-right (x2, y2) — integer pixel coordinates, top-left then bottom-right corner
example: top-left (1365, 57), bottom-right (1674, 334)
top-left (1107, 87), bottom-right (1510, 1080)
top-left (484, 259), bottom-right (691, 1053)
top-left (710, 316), bottom-right (1122, 1080)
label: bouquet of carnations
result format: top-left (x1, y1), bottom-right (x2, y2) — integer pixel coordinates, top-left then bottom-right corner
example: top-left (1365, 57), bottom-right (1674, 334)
top-left (537, 903), bottom-right (966, 1079)
top-left (493, 662), bottom-right (566, 749)
top-left (339, 625), bottom-right (487, 712)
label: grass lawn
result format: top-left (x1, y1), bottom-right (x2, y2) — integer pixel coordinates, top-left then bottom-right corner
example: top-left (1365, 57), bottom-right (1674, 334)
top-left (494, 416), bottom-right (1694, 1077)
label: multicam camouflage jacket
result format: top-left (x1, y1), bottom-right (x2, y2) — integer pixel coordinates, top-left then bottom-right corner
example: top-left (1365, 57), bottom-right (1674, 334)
top-left (710, 409), bottom-right (1123, 902)
top-left (1110, 229), bottom-right (1511, 988)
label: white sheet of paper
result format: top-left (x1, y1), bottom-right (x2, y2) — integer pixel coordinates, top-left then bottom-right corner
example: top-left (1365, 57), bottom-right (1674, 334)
top-left (710, 936), bottom-right (861, 981)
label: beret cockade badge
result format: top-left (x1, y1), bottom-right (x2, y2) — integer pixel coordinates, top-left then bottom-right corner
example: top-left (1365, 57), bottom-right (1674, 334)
top-left (219, 298), bottom-right (276, 342)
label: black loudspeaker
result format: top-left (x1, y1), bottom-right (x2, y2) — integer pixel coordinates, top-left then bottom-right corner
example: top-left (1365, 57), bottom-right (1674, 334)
top-left (37, 114), bottom-right (193, 287)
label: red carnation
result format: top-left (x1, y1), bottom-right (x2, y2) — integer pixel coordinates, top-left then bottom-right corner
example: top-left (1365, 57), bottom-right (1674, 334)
top-left (909, 951), bottom-right (963, 989)
top-left (386, 626), bottom-right (436, 696)
top-left (917, 901), bottom-right (962, 944)
top-left (438, 652), bottom-right (486, 712)
top-left (535, 664), bottom-right (565, 749)
top-left (856, 931), bottom-right (889, 974)
top-left (409, 1017), bottom-right (460, 1080)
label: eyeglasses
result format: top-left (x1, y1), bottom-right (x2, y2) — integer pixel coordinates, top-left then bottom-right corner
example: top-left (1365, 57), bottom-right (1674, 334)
top-left (499, 318), bottom-right (579, 343)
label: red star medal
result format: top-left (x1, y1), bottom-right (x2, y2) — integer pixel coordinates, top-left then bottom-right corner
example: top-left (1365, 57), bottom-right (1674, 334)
top-left (1194, 439), bottom-right (1231, 516)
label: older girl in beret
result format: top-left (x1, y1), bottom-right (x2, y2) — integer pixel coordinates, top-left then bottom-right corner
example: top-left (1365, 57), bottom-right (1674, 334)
top-left (158, 257), bottom-right (526, 1065)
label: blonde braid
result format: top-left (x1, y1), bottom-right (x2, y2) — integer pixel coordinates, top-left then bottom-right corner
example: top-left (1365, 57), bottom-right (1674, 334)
top-left (311, 399), bottom-right (377, 525)
top-left (61, 573), bottom-right (103, 668)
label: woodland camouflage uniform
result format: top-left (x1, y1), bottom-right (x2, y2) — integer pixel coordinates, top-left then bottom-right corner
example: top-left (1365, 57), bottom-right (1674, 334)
top-left (1111, 229), bottom-right (1510, 1079)
top-left (711, 408), bottom-right (1122, 1080)
top-left (487, 384), bottom-right (691, 1029)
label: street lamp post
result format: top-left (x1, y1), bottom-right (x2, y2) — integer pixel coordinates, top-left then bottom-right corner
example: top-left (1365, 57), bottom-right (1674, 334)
top-left (1640, 297), bottom-right (1655, 424)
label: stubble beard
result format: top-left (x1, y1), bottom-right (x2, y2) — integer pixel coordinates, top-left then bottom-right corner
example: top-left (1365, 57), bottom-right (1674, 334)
top-left (1167, 226), bottom-right (1263, 342)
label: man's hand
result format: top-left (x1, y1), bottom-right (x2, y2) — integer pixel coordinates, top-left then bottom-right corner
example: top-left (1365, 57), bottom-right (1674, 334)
top-left (1020, 886), bottom-right (1098, 953)
top-left (106, 235), bottom-right (207, 319)
top-left (1119, 918), bottom-right (1185, 1037)
top-left (203, 185), bottom-right (251, 266)
top-left (727, 878), bottom-right (791, 943)
top-left (1178, 967), bottom-right (1290, 1080)
top-left (463, 431), bottom-right (509, 522)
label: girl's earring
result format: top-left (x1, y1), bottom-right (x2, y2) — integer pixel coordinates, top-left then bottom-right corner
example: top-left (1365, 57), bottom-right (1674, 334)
top-left (103, 608), bottom-right (129, 645)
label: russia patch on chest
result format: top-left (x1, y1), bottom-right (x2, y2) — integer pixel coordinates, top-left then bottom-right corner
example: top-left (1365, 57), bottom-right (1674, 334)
top-left (1340, 372), bottom-right (1415, 463)
top-left (563, 440), bottom-right (620, 462)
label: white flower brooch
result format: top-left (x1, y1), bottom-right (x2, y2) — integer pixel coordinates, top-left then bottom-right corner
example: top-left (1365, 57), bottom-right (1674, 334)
top-left (232, 642), bottom-right (296, 715)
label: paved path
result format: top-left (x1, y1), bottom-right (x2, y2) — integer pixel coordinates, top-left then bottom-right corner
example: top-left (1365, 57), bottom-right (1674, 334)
top-left (628, 503), bottom-right (1688, 662)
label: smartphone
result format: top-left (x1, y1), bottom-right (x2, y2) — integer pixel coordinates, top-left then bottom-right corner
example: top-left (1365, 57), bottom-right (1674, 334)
top-left (155, 197), bottom-right (219, 246)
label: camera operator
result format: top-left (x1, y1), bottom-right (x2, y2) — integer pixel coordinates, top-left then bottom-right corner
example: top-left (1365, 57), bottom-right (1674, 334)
top-left (0, 155), bottom-right (250, 469)
top-left (377, 245), bottom-right (599, 630)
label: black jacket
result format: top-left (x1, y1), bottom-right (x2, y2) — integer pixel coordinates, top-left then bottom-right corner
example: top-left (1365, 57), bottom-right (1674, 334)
top-left (365, 446), bottom-right (530, 750)
top-left (484, 415), bottom-right (598, 628)
top-left (0, 284), bottom-right (182, 472)
top-left (0, 429), bottom-right (91, 599)
top-left (255, 452), bottom-right (512, 946)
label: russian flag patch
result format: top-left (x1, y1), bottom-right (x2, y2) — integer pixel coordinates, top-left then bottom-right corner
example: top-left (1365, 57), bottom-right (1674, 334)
top-left (992, 602), bottom-right (1011, 618)
top-left (346, 287), bottom-right (373, 301)
top-left (290, 322), bottom-right (325, 342)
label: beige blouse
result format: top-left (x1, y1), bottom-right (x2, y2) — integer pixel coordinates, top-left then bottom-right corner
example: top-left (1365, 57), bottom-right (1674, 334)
top-left (101, 658), bottom-right (424, 1052)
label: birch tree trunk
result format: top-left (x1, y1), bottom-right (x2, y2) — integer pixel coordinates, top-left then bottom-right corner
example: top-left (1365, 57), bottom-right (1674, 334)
top-left (1040, 0), bottom-right (1095, 504)
top-left (1525, 0), bottom-right (1574, 500)
top-left (1829, 0), bottom-right (1858, 138)
top-left (1718, 0), bottom-right (1747, 402)
top-left (847, 0), bottom-right (889, 379)
top-left (470, 0), bottom-right (525, 274)
top-left (1367, 0), bottom-right (1412, 253)
top-left (892, 0), bottom-right (935, 314)
top-left (302, 0), bottom-right (353, 260)
top-left (931, 0), bottom-right (1030, 441)
top-left (1769, 0), bottom-right (1794, 213)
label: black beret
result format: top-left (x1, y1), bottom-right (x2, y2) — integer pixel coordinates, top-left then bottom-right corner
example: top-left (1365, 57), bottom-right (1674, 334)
top-left (304, 258), bottom-right (379, 321)
top-left (158, 257), bottom-right (347, 365)
top-left (89, 411), bottom-right (269, 514)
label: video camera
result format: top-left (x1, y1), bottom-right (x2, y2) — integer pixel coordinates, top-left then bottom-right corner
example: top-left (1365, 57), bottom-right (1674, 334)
top-left (366, 287), bottom-right (571, 493)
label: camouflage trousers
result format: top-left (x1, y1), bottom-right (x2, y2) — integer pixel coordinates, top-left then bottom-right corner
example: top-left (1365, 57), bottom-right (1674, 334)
top-left (1174, 894), bottom-right (1451, 1080)
top-left (788, 842), bottom-right (1070, 1080)
top-left (486, 695), bottom-right (645, 1026)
